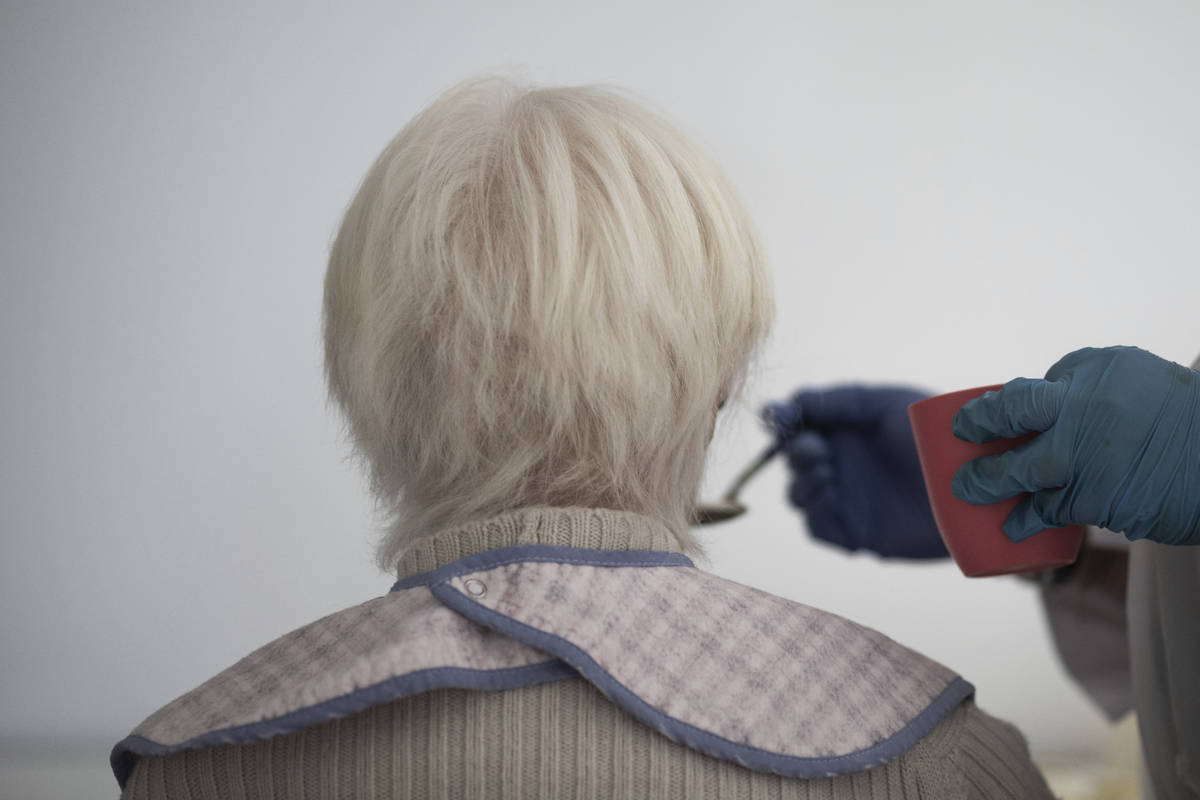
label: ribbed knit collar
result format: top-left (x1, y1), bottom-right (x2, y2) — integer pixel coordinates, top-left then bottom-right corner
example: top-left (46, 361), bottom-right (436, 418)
top-left (394, 506), bottom-right (686, 580)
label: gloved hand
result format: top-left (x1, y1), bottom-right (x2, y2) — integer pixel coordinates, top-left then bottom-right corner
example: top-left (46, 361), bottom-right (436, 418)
top-left (764, 386), bottom-right (949, 559)
top-left (952, 346), bottom-right (1200, 546)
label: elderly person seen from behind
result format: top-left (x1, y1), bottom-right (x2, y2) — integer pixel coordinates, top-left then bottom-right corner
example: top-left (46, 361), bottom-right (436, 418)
top-left (112, 79), bottom-right (1055, 799)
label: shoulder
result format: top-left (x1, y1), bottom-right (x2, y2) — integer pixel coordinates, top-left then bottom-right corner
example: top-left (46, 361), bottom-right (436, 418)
top-left (898, 700), bottom-right (1054, 799)
top-left (111, 584), bottom-right (569, 788)
top-left (113, 546), bottom-right (993, 789)
top-left (122, 682), bottom-right (1052, 800)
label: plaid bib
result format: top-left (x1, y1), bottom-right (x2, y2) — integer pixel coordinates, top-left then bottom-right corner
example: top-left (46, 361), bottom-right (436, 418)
top-left (112, 545), bottom-right (972, 788)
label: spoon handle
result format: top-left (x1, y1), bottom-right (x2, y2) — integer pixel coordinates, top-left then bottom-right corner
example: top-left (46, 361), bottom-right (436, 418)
top-left (720, 440), bottom-right (785, 504)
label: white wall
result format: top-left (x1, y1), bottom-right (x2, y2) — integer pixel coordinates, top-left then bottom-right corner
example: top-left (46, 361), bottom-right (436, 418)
top-left (3, 1), bottom-right (1199, 795)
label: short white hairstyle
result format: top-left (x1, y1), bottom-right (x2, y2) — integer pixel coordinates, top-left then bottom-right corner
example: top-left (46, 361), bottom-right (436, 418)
top-left (324, 78), bottom-right (774, 570)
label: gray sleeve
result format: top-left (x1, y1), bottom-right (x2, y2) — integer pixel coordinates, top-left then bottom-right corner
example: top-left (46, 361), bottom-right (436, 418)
top-left (1037, 538), bottom-right (1134, 720)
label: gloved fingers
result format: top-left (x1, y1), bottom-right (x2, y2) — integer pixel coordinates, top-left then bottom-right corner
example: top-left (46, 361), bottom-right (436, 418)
top-left (761, 401), bottom-right (803, 436)
top-left (1001, 488), bottom-right (1072, 542)
top-left (784, 440), bottom-right (852, 550)
top-left (782, 431), bottom-right (836, 508)
top-left (951, 435), bottom-right (1068, 505)
top-left (1044, 347), bottom-right (1104, 382)
top-left (782, 429), bottom-right (832, 474)
top-left (787, 469), bottom-right (838, 513)
top-left (793, 386), bottom-right (930, 429)
top-left (952, 377), bottom-right (1068, 443)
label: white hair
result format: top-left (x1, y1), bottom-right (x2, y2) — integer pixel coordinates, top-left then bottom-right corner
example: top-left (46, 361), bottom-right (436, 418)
top-left (324, 78), bottom-right (774, 571)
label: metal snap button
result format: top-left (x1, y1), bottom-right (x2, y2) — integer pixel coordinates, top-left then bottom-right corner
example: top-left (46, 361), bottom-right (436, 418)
top-left (463, 578), bottom-right (487, 598)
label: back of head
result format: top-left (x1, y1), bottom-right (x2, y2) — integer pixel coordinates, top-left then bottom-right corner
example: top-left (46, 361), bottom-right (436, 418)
top-left (324, 78), bottom-right (774, 570)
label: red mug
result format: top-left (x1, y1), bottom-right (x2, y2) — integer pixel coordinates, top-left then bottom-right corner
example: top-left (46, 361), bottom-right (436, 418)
top-left (907, 385), bottom-right (1083, 577)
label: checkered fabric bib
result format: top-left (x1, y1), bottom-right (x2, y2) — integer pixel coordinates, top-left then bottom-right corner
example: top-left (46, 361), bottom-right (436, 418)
top-left (112, 546), bottom-right (973, 788)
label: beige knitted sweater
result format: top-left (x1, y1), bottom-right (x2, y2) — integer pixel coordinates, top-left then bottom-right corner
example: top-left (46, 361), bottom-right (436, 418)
top-left (120, 507), bottom-right (1055, 799)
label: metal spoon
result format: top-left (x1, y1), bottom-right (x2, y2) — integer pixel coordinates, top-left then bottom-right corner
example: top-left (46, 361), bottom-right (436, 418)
top-left (692, 440), bottom-right (785, 525)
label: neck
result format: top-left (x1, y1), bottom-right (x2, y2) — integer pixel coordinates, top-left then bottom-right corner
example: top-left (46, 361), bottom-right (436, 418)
top-left (394, 505), bottom-right (687, 579)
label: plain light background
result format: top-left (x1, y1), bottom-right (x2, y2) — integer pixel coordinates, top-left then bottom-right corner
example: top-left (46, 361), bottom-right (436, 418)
top-left (2, 1), bottom-right (1199, 797)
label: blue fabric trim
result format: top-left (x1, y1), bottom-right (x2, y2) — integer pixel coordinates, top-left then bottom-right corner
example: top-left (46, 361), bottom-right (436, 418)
top-left (391, 544), bottom-right (694, 591)
top-left (432, 581), bottom-right (976, 779)
top-left (110, 660), bottom-right (575, 789)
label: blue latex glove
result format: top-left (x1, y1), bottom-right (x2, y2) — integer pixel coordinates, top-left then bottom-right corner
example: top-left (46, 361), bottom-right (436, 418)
top-left (764, 386), bottom-right (949, 559)
top-left (952, 346), bottom-right (1200, 546)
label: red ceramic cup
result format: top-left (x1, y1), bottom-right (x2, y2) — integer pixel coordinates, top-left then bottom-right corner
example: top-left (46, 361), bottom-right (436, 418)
top-left (907, 385), bottom-right (1083, 577)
